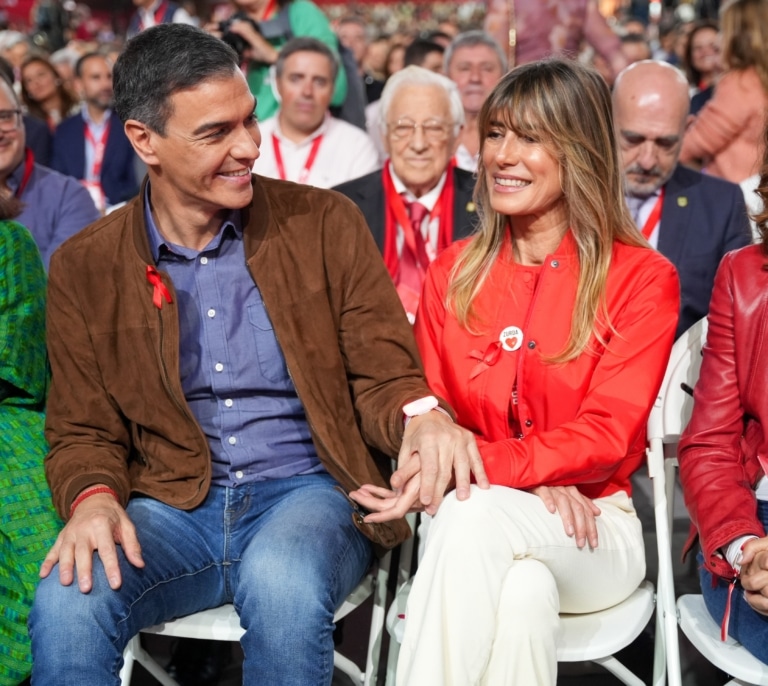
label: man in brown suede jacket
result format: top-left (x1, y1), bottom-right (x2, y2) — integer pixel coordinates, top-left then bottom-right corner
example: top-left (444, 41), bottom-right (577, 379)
top-left (29, 24), bottom-right (486, 686)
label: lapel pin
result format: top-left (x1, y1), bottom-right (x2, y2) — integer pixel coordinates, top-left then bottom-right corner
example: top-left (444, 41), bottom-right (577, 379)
top-left (677, 196), bottom-right (688, 208)
top-left (466, 202), bottom-right (476, 213)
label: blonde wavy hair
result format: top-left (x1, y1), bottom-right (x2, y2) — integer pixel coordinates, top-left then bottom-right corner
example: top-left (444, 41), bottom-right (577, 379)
top-left (447, 59), bottom-right (647, 362)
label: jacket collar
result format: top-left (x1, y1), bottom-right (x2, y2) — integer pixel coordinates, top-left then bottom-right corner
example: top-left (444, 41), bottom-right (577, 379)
top-left (131, 174), bottom-right (270, 266)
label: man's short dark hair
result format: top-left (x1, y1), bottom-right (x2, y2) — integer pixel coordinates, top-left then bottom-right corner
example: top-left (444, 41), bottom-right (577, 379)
top-left (274, 37), bottom-right (338, 83)
top-left (74, 51), bottom-right (105, 79)
top-left (113, 23), bottom-right (240, 135)
top-left (404, 39), bottom-right (444, 68)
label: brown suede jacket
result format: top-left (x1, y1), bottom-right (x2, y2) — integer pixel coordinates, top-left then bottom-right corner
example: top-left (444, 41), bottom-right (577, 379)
top-left (44, 175), bottom-right (438, 550)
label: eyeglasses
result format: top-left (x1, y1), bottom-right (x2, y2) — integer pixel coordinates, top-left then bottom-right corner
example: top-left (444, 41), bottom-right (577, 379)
top-left (0, 109), bottom-right (22, 133)
top-left (388, 119), bottom-right (451, 142)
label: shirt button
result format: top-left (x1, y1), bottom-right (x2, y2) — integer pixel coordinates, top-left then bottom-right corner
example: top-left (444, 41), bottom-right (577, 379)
top-left (224, 399), bottom-right (233, 407)
top-left (215, 362), bottom-right (224, 372)
top-left (235, 470), bottom-right (243, 479)
top-left (200, 256), bottom-right (208, 265)
top-left (207, 308), bottom-right (216, 318)
top-left (525, 419), bottom-right (533, 427)
top-left (550, 260), bottom-right (559, 268)
top-left (527, 341), bottom-right (536, 349)
top-left (515, 432), bottom-right (524, 439)
top-left (228, 436), bottom-right (237, 445)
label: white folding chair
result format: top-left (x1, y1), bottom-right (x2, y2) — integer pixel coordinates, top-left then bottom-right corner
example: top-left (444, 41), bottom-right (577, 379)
top-left (385, 449), bottom-right (676, 685)
top-left (120, 551), bottom-right (392, 686)
top-left (650, 317), bottom-right (768, 686)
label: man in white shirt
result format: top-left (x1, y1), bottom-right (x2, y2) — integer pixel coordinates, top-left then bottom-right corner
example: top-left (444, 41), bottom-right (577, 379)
top-left (255, 37), bottom-right (379, 189)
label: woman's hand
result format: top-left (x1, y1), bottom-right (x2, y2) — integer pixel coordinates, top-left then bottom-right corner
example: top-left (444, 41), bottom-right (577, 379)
top-left (532, 485), bottom-right (601, 549)
top-left (740, 537), bottom-right (768, 615)
top-left (349, 479), bottom-right (425, 523)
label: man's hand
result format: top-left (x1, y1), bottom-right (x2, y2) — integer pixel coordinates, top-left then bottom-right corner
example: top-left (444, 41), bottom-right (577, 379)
top-left (349, 477), bottom-right (423, 523)
top-left (392, 410), bottom-right (489, 516)
top-left (39, 493), bottom-right (144, 593)
top-left (740, 537), bottom-right (768, 615)
top-left (532, 485), bottom-right (601, 549)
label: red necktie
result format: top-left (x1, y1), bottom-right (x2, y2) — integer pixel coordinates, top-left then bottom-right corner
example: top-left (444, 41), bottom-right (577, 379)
top-left (396, 200), bottom-right (430, 321)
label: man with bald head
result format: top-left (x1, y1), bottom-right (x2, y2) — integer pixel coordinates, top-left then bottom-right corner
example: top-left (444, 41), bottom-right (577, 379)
top-left (613, 59), bottom-right (751, 338)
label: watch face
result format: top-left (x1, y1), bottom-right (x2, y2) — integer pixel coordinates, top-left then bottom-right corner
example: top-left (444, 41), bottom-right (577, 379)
top-left (404, 395), bottom-right (439, 417)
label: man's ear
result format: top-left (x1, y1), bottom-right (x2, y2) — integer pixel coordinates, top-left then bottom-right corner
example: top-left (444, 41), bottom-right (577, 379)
top-left (684, 113), bottom-right (695, 131)
top-left (124, 119), bottom-right (160, 166)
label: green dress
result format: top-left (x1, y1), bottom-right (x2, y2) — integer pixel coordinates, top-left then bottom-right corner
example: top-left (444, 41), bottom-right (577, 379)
top-left (0, 221), bottom-right (61, 685)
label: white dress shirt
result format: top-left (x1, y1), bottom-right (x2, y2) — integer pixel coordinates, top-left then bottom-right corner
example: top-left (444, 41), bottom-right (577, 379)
top-left (255, 114), bottom-right (380, 189)
top-left (625, 189), bottom-right (662, 249)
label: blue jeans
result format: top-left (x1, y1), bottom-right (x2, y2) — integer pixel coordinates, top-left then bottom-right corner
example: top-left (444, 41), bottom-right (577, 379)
top-left (699, 499), bottom-right (768, 664)
top-left (29, 473), bottom-right (372, 686)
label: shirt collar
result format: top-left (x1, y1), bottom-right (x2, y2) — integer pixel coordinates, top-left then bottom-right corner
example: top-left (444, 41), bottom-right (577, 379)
top-left (143, 182), bottom-right (242, 263)
top-left (272, 112), bottom-right (330, 147)
top-left (81, 106), bottom-right (112, 128)
top-left (388, 164), bottom-right (447, 213)
top-left (6, 149), bottom-right (28, 194)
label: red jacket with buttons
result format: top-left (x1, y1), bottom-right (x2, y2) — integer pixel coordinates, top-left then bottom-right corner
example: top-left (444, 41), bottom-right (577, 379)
top-left (414, 231), bottom-right (679, 499)
top-left (679, 245), bottom-right (768, 580)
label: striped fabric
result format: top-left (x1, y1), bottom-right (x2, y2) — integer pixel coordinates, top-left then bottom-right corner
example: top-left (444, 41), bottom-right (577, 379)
top-left (0, 221), bottom-right (61, 685)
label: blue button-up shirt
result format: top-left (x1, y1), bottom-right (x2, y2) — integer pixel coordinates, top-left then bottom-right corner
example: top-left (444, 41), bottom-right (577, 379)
top-left (144, 188), bottom-right (323, 486)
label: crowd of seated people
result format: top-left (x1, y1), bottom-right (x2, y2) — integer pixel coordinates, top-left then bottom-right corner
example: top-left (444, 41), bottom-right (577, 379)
top-left (1, 1), bottom-right (768, 685)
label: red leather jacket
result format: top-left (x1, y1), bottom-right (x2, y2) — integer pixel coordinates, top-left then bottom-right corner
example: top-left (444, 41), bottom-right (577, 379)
top-left (415, 231), bottom-right (679, 499)
top-left (679, 245), bottom-right (768, 580)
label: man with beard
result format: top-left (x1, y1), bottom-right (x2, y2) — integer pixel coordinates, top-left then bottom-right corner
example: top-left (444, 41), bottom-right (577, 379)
top-left (51, 53), bottom-right (138, 211)
top-left (613, 60), bottom-right (751, 338)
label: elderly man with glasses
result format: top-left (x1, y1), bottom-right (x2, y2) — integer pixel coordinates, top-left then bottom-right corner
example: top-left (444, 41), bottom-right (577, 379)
top-left (335, 66), bottom-right (477, 322)
top-left (0, 75), bottom-right (98, 266)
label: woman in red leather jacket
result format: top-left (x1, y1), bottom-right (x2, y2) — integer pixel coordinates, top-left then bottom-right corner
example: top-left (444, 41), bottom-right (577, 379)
top-left (351, 59), bottom-right (679, 685)
top-left (679, 133), bottom-right (768, 662)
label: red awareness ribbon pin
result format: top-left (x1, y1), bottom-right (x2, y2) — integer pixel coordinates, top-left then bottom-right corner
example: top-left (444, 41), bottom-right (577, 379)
top-left (146, 265), bottom-right (172, 309)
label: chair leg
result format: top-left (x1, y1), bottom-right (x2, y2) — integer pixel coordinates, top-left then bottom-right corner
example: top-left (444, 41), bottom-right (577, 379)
top-left (592, 656), bottom-right (645, 686)
top-left (385, 639), bottom-right (400, 686)
top-left (126, 635), bottom-right (181, 686)
top-left (119, 636), bottom-right (138, 686)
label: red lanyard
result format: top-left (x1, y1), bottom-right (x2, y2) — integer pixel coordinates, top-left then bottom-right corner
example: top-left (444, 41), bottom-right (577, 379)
top-left (84, 119), bottom-right (111, 180)
top-left (271, 133), bottom-right (323, 185)
top-left (260, 0), bottom-right (277, 19)
top-left (16, 147), bottom-right (34, 198)
top-left (640, 189), bottom-right (664, 239)
top-left (139, 1), bottom-right (168, 30)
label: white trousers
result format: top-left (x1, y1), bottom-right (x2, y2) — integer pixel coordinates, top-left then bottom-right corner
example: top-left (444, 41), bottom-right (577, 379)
top-left (396, 485), bottom-right (646, 686)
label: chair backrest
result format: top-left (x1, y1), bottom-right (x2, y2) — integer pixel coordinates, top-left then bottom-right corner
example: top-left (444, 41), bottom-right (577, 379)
top-left (648, 317), bottom-right (708, 446)
top-left (646, 317), bottom-right (708, 686)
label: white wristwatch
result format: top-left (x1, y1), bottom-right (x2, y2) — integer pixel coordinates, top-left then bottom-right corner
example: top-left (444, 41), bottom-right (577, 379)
top-left (403, 395), bottom-right (439, 418)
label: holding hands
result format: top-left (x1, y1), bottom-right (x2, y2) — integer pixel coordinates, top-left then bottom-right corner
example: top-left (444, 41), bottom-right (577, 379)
top-left (350, 410), bottom-right (489, 522)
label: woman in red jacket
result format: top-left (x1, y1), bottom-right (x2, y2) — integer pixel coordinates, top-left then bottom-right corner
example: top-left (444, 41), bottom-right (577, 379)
top-left (352, 59), bottom-right (679, 685)
top-left (678, 132), bottom-right (768, 663)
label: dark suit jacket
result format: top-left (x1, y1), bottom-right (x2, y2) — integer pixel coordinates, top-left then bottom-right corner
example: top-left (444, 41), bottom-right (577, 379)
top-left (333, 167), bottom-right (478, 252)
top-left (50, 112), bottom-right (139, 206)
top-left (658, 164), bottom-right (752, 338)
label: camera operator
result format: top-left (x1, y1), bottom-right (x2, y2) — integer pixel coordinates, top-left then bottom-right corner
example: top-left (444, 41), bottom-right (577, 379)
top-left (208, 0), bottom-right (347, 121)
